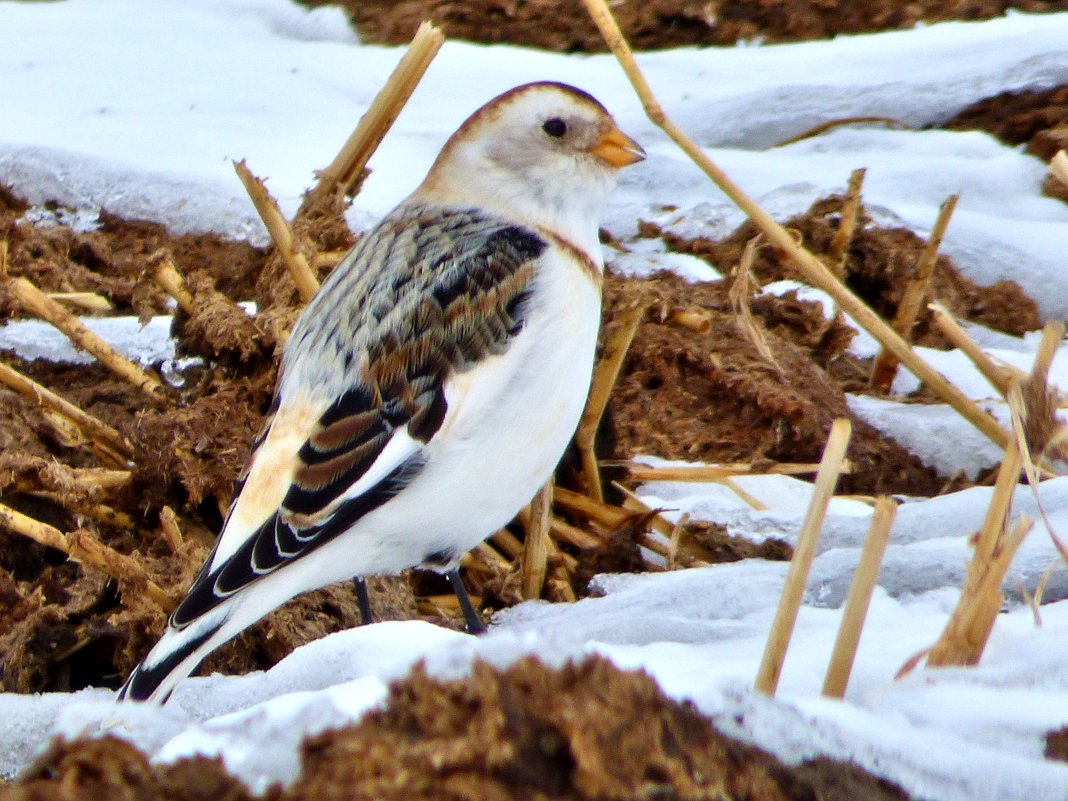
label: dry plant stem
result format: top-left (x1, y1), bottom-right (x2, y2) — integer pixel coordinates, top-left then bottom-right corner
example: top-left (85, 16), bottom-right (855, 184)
top-left (667, 307), bottom-right (712, 334)
top-left (9, 277), bottom-right (167, 404)
top-left (1009, 331), bottom-right (1068, 558)
top-left (621, 461), bottom-right (848, 482)
top-left (554, 486), bottom-right (629, 528)
top-left (581, 0), bottom-right (1010, 452)
top-left (774, 116), bottom-right (907, 147)
top-left (926, 516), bottom-right (1032, 668)
top-left (234, 159), bottom-right (319, 304)
top-left (470, 542), bottom-right (511, 572)
top-left (974, 436), bottom-right (1021, 571)
top-left (312, 251), bottom-right (348, 270)
top-left (821, 496), bottom-right (896, 698)
top-left (152, 256), bottom-right (197, 315)
top-left (667, 512), bottom-right (688, 571)
top-left (755, 418), bottom-right (852, 696)
top-left (0, 240), bottom-right (7, 275)
top-left (613, 484), bottom-right (709, 568)
top-left (0, 360), bottom-right (132, 461)
top-left (67, 467), bottom-right (131, 490)
top-left (159, 505), bottom-right (184, 552)
top-left (929, 303), bottom-right (1025, 395)
top-left (521, 481), bottom-right (553, 599)
top-left (1030, 320), bottom-right (1065, 386)
top-left (829, 168), bottom-right (866, 278)
top-left (923, 388), bottom-right (1034, 671)
top-left (1050, 150), bottom-right (1068, 188)
top-left (32, 491), bottom-right (134, 529)
top-left (0, 502), bottom-right (170, 608)
top-left (576, 301), bottom-right (645, 501)
top-left (491, 528), bottom-right (523, 559)
top-left (7, 465), bottom-right (131, 495)
top-left (308, 22), bottom-right (444, 204)
top-left (0, 500), bottom-right (68, 551)
top-left (48, 292), bottom-right (113, 313)
top-left (895, 194), bottom-right (958, 331)
top-left (870, 194), bottom-right (959, 392)
top-left (721, 476), bottom-right (768, 511)
top-left (731, 238), bottom-right (781, 374)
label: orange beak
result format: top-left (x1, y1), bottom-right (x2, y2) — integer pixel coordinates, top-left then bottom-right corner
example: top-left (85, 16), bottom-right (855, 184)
top-left (591, 125), bottom-right (646, 168)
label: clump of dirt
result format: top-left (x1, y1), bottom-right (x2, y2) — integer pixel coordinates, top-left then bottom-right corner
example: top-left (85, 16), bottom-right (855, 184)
top-left (1046, 725), bottom-right (1068, 763)
top-left (655, 196), bottom-right (1040, 342)
top-left (0, 656), bottom-right (914, 801)
top-left (3, 736), bottom-right (264, 801)
top-left (599, 267), bottom-right (946, 497)
top-left (304, 0), bottom-right (1068, 51)
top-left (942, 84), bottom-right (1068, 160)
top-left (940, 84), bottom-right (1068, 202)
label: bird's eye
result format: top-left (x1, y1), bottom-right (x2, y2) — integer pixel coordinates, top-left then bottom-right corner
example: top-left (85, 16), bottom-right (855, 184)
top-left (542, 118), bottom-right (567, 138)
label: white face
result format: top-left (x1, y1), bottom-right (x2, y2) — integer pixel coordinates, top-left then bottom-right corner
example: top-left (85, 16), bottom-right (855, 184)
top-left (423, 83), bottom-right (644, 241)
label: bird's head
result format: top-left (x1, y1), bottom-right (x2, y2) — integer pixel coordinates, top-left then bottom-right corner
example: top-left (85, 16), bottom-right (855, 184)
top-left (418, 82), bottom-right (645, 249)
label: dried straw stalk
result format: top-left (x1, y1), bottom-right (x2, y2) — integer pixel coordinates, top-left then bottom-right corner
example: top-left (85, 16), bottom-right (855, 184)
top-left (152, 254), bottom-right (197, 315)
top-left (929, 303), bottom-right (1026, 396)
top-left (1050, 150), bottom-right (1068, 189)
top-left (870, 193), bottom-right (958, 392)
top-left (0, 501), bottom-right (171, 609)
top-left (234, 160), bottom-right (320, 304)
top-left (521, 480), bottom-right (554, 599)
top-left (613, 483), bottom-right (710, 568)
top-left (579, 0), bottom-right (1011, 452)
top-left (619, 461), bottom-right (849, 482)
top-left (1, 461), bottom-right (131, 496)
top-left (667, 306), bottom-right (711, 334)
top-left (924, 516), bottom-right (1032, 669)
top-left (755, 418), bottom-right (851, 696)
top-left (821, 495), bottom-right (896, 698)
top-left (9, 276), bottom-right (167, 404)
top-left (31, 491), bottom-right (133, 529)
top-left (920, 370), bottom-right (1043, 670)
top-left (730, 237), bottom-right (782, 374)
top-left (0, 359), bottom-right (131, 462)
top-left (158, 505), bottom-right (184, 552)
top-left (774, 117), bottom-right (906, 147)
top-left (48, 292), bottom-right (113, 313)
top-left (828, 168), bottom-right (866, 278)
top-left (304, 21), bottom-right (445, 208)
top-left (576, 301), bottom-right (645, 501)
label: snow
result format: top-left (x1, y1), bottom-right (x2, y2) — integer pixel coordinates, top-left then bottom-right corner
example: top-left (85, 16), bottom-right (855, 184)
top-left (2, 1), bottom-right (1068, 798)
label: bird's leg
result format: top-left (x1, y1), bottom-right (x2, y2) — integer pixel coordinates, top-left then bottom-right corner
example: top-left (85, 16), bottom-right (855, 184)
top-left (447, 567), bottom-right (486, 634)
top-left (353, 576), bottom-right (374, 626)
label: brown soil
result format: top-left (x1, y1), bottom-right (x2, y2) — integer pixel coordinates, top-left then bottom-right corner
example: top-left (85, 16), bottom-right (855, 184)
top-left (1046, 725), bottom-right (1068, 763)
top-left (306, 0), bottom-right (1068, 50)
top-left (942, 85), bottom-right (1068, 160)
top-left (600, 267), bottom-right (946, 498)
top-left (940, 84), bottom-right (1068, 202)
top-left (2, 656), bottom-right (913, 801)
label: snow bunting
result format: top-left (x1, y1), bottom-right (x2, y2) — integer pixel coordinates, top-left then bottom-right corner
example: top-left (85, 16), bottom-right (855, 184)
top-left (119, 81), bottom-right (644, 703)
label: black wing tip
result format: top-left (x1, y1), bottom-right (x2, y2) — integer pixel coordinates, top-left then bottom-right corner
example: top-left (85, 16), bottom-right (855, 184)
top-left (117, 625), bottom-right (217, 704)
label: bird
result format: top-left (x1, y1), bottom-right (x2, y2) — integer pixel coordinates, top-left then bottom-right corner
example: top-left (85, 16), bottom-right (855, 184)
top-left (118, 81), bottom-right (645, 704)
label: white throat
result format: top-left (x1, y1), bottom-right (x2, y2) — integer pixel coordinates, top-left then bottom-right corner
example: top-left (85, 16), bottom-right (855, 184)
top-left (418, 140), bottom-right (615, 259)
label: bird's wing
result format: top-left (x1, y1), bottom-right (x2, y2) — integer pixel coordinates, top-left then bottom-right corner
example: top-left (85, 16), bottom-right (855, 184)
top-left (170, 205), bottom-right (546, 629)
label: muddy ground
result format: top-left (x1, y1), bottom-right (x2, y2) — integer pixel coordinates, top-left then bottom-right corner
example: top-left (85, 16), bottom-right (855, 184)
top-left (307, 0), bottom-right (1068, 51)
top-left (2, 1), bottom-right (1068, 798)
